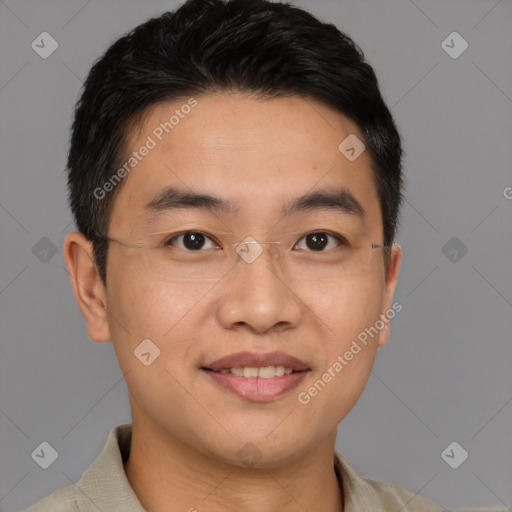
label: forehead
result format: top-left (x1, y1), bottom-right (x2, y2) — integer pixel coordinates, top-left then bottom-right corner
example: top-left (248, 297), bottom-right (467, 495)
top-left (109, 92), bottom-right (382, 234)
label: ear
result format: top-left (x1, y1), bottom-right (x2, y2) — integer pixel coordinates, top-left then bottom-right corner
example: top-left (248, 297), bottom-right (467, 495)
top-left (63, 231), bottom-right (111, 343)
top-left (377, 243), bottom-right (402, 348)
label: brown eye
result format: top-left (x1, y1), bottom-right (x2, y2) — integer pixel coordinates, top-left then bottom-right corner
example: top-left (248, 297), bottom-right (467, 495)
top-left (294, 232), bottom-right (344, 252)
top-left (165, 232), bottom-right (218, 251)
top-left (305, 233), bottom-right (328, 250)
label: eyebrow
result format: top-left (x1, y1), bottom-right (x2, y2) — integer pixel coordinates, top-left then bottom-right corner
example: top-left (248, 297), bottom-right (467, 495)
top-left (143, 186), bottom-right (365, 219)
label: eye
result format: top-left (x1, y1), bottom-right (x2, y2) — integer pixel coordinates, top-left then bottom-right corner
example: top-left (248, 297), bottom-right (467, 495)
top-left (163, 231), bottom-right (220, 251)
top-left (294, 232), bottom-right (346, 252)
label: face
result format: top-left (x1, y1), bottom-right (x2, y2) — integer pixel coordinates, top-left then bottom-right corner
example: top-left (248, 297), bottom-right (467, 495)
top-left (65, 92), bottom-right (401, 467)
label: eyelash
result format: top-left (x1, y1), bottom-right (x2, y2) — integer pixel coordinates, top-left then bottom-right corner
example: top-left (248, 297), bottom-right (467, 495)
top-left (162, 231), bottom-right (348, 251)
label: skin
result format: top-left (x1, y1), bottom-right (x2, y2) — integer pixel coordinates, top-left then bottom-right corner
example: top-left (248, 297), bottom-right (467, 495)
top-left (64, 92), bottom-right (401, 512)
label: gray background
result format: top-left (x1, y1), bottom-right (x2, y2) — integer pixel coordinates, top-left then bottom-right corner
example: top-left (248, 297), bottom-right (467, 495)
top-left (0, 0), bottom-right (511, 510)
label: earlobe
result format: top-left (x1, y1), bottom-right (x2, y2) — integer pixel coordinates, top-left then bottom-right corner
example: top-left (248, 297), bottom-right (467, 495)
top-left (63, 231), bottom-right (111, 343)
top-left (377, 243), bottom-right (402, 348)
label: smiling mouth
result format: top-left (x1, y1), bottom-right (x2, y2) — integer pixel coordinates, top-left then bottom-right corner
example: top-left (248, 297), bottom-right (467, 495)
top-left (201, 365), bottom-right (310, 402)
top-left (202, 365), bottom-right (307, 378)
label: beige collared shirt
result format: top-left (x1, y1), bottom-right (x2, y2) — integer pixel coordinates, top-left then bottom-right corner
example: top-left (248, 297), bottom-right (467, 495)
top-left (25, 423), bottom-right (451, 511)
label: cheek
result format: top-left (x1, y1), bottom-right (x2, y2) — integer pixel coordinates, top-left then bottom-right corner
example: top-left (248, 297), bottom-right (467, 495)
top-left (105, 272), bottom-right (207, 411)
top-left (105, 259), bottom-right (211, 364)
top-left (292, 276), bottom-right (385, 419)
top-left (291, 275), bottom-right (386, 346)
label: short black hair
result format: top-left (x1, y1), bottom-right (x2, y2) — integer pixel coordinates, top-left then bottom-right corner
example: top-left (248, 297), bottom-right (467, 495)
top-left (67, 0), bottom-right (403, 285)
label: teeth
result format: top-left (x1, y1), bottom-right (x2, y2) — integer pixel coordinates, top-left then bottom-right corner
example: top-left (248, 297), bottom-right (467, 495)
top-left (275, 365), bottom-right (285, 377)
top-left (243, 367), bottom-right (259, 378)
top-left (215, 365), bottom-right (296, 378)
top-left (258, 365), bottom-right (277, 378)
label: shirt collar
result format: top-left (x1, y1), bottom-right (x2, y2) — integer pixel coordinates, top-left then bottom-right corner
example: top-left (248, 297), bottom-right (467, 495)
top-left (74, 423), bottom-right (145, 511)
top-left (74, 423), bottom-right (397, 511)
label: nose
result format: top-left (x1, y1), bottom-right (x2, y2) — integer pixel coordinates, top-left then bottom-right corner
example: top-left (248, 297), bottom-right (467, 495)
top-left (215, 240), bottom-right (302, 334)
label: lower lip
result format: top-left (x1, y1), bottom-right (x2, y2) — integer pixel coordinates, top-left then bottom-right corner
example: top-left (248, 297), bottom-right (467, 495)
top-left (203, 370), bottom-right (309, 402)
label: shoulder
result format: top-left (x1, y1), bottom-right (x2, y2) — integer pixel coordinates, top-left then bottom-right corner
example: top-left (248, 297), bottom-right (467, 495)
top-left (24, 423), bottom-right (135, 512)
top-left (23, 484), bottom-right (77, 512)
top-left (334, 450), bottom-right (451, 511)
top-left (363, 476), bottom-right (450, 511)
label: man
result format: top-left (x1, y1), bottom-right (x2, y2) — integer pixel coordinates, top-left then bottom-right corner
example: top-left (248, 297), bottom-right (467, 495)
top-left (26, 0), bottom-right (450, 510)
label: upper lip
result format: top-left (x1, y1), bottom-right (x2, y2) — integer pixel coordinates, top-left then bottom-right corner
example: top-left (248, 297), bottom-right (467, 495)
top-left (203, 351), bottom-right (310, 372)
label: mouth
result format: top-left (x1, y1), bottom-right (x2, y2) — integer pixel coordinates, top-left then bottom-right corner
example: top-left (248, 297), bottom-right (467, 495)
top-left (201, 352), bottom-right (311, 402)
top-left (203, 365), bottom-right (301, 378)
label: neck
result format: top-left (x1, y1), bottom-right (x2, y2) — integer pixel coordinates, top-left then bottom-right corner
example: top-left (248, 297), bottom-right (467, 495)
top-left (124, 417), bottom-right (343, 512)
